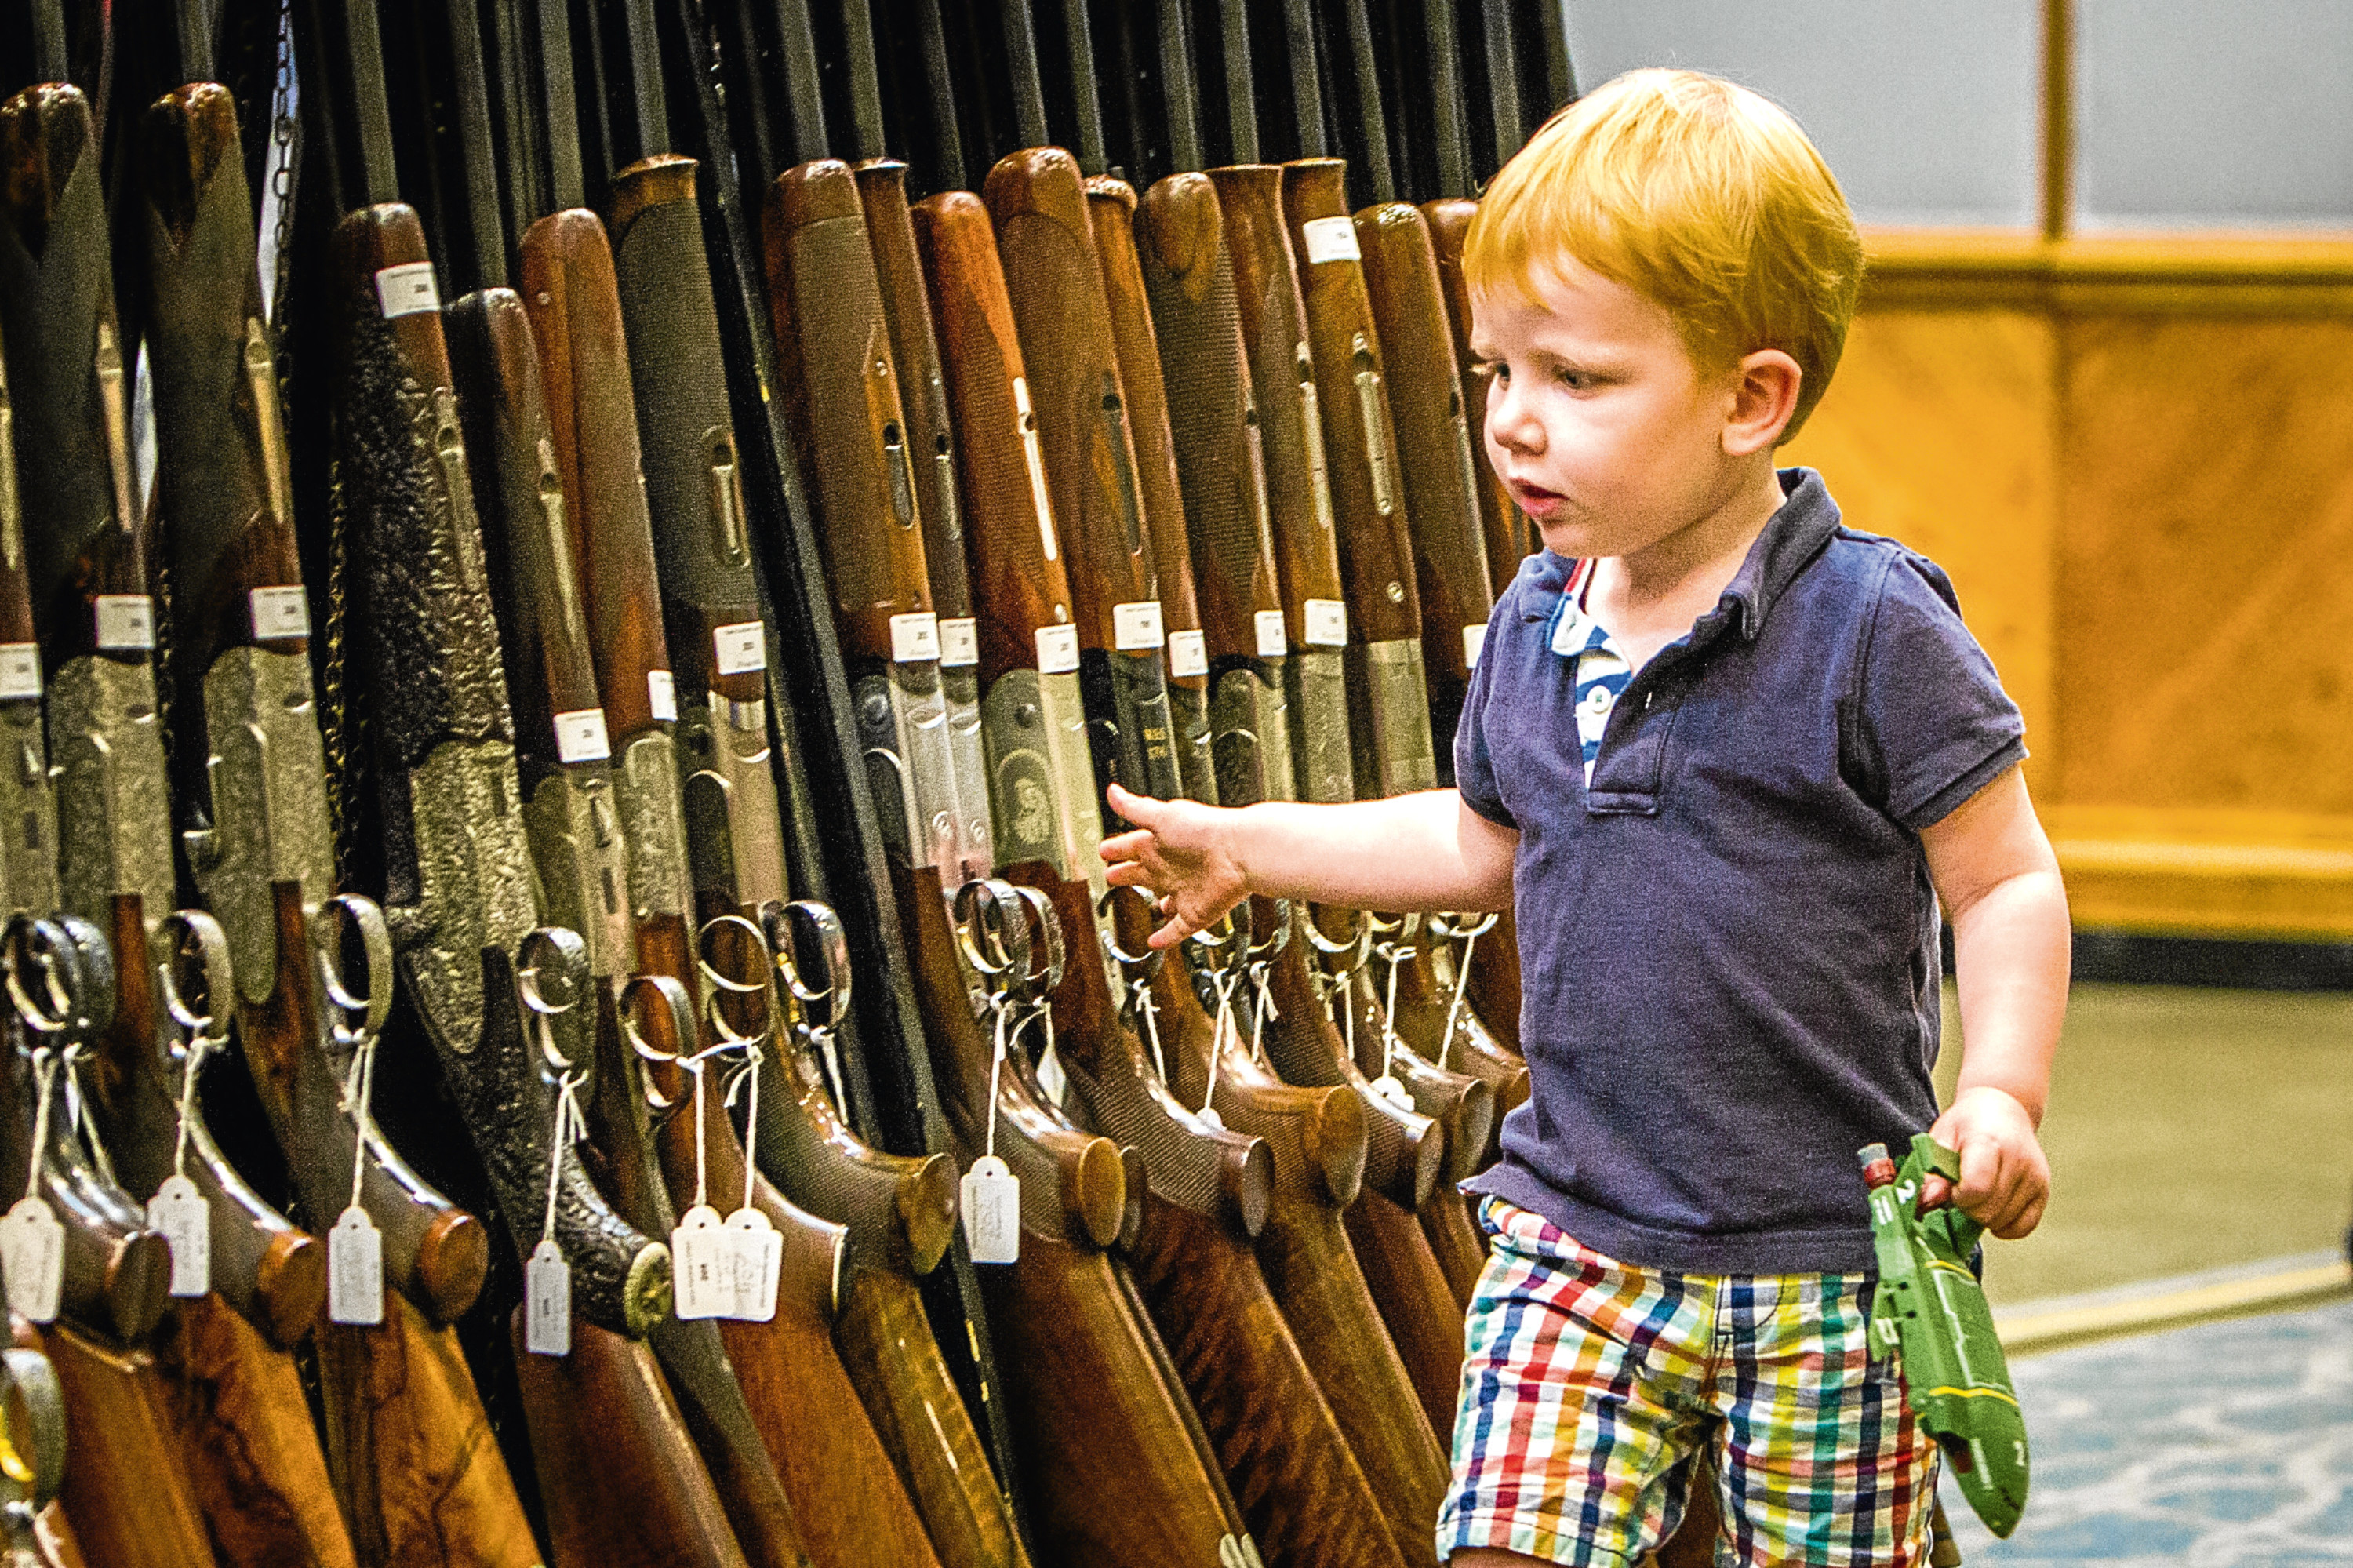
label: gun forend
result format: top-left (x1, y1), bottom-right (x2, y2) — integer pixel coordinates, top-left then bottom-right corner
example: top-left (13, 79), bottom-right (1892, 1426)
top-left (1420, 198), bottom-right (1532, 602)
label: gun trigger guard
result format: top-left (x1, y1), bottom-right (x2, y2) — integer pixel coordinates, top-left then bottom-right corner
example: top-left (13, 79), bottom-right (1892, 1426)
top-left (1246, 899), bottom-right (1294, 962)
top-left (314, 893), bottom-right (395, 1049)
top-left (619, 973), bottom-right (698, 1115)
top-left (1006, 886), bottom-right (1065, 1001)
top-left (0, 1347), bottom-right (65, 1514)
top-left (54, 917), bottom-right (115, 1039)
top-left (155, 909), bottom-right (236, 1068)
top-left (693, 912), bottom-right (776, 1053)
top-left (1, 917), bottom-right (85, 1039)
top-left (761, 899), bottom-right (850, 1023)
top-left (517, 927), bottom-right (594, 1091)
top-left (952, 879), bottom-right (1031, 988)
top-left (1095, 885), bottom-right (1164, 980)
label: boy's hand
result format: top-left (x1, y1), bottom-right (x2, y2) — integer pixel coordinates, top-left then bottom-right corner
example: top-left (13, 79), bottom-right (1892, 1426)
top-left (1099, 783), bottom-right (1249, 948)
top-left (1924, 1086), bottom-right (2049, 1240)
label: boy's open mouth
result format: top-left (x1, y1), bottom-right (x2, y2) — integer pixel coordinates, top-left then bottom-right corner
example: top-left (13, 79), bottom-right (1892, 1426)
top-left (1508, 477), bottom-right (1566, 514)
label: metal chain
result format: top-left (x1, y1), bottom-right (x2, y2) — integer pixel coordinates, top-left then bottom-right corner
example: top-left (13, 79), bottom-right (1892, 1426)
top-left (267, 0), bottom-right (298, 336)
top-left (323, 454), bottom-right (352, 883)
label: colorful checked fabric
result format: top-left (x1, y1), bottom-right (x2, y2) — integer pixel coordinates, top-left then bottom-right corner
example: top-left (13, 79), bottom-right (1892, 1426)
top-left (1439, 1199), bottom-right (1939, 1566)
top-left (1547, 558), bottom-right (1633, 786)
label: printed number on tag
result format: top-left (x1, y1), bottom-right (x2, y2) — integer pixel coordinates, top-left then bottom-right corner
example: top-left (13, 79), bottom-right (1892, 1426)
top-left (0, 645), bottom-right (38, 701)
top-left (552, 709), bottom-right (612, 764)
top-left (1034, 624), bottom-right (1081, 675)
top-left (1300, 216), bottom-right (1361, 265)
top-left (713, 621), bottom-right (766, 677)
top-left (374, 262), bottom-right (442, 318)
top-left (962, 1155), bottom-right (1020, 1264)
top-left (525, 1239), bottom-right (571, 1355)
top-left (1463, 624), bottom-right (1487, 669)
top-left (1303, 598), bottom-right (1348, 647)
top-left (328, 1206), bottom-right (384, 1325)
top-left (938, 617), bottom-right (979, 668)
top-left (148, 1174), bottom-right (211, 1298)
top-left (94, 595), bottom-right (156, 652)
top-left (671, 1205), bottom-right (730, 1319)
top-left (1254, 610), bottom-right (1288, 658)
top-left (1166, 629), bottom-right (1208, 678)
top-left (890, 611), bottom-right (941, 664)
top-left (647, 669), bottom-right (678, 721)
top-left (250, 585), bottom-right (312, 641)
top-left (1112, 602), bottom-right (1165, 652)
top-left (2, 1197), bottom-right (63, 1323)
top-left (723, 1210), bottom-right (781, 1322)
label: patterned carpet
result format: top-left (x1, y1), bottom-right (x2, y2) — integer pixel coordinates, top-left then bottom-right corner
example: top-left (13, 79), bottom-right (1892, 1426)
top-left (1941, 1299), bottom-right (2353, 1565)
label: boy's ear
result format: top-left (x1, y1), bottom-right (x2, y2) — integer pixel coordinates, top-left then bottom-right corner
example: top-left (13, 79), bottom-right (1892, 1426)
top-left (1723, 348), bottom-right (1803, 457)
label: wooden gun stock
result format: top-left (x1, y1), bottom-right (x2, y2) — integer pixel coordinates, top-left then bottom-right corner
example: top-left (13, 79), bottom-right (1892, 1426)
top-left (1420, 198), bottom-right (1529, 597)
top-left (1355, 202), bottom-right (1493, 774)
top-left (36, 1323), bottom-right (217, 1568)
top-left (1085, 176), bottom-right (1218, 806)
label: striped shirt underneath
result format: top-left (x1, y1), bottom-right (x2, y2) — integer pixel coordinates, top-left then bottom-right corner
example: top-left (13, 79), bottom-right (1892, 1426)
top-left (1548, 558), bottom-right (1633, 786)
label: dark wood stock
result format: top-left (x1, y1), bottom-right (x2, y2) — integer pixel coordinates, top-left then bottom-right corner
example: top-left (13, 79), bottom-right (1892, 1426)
top-left (38, 1324), bottom-right (219, 1568)
top-left (1464, 906), bottom-right (1526, 1053)
top-left (1342, 1188), bottom-right (1465, 1439)
top-left (1160, 947), bottom-right (1446, 1566)
top-left (314, 1297), bottom-right (542, 1568)
top-left (1420, 198), bottom-right (1529, 595)
top-left (607, 156), bottom-right (766, 707)
top-left (631, 923), bottom-right (947, 1568)
top-left (981, 148), bottom-right (1156, 653)
top-left (511, 1312), bottom-right (752, 1568)
top-left (1202, 166), bottom-right (1346, 635)
top-left (239, 884), bottom-right (489, 1324)
top-left (520, 208), bottom-right (675, 743)
top-left (856, 160), bottom-right (973, 622)
top-left (150, 1295), bottom-right (358, 1568)
top-left (764, 158), bottom-right (932, 666)
top-left (910, 191), bottom-right (1075, 687)
top-left (1279, 160), bottom-right (1422, 647)
top-left (1420, 1184), bottom-right (1489, 1312)
top-left (1355, 203), bottom-right (1493, 723)
top-left (0, 83), bottom-right (150, 668)
top-left (1135, 174), bottom-right (1284, 662)
top-left (1388, 942), bottom-right (1526, 1162)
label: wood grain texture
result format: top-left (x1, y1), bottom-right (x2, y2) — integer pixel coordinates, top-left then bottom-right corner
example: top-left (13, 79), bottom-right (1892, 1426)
top-left (39, 1323), bottom-right (220, 1568)
top-left (151, 1296), bottom-right (357, 1568)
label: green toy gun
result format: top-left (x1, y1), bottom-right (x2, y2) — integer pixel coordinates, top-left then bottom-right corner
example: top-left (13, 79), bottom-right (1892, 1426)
top-left (1860, 1136), bottom-right (2030, 1539)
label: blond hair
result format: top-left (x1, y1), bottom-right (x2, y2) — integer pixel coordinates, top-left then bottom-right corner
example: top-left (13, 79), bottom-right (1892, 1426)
top-left (1467, 68), bottom-right (1864, 440)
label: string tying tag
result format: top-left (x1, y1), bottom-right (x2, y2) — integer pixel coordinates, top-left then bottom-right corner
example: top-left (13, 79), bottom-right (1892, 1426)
top-left (56, 1044), bottom-right (116, 1191)
top-left (1248, 960), bottom-right (1279, 1065)
top-left (1134, 984), bottom-right (1165, 1083)
top-left (1438, 923), bottom-right (1480, 1072)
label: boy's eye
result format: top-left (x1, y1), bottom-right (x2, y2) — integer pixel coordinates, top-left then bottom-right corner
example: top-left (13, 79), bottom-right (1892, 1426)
top-left (1471, 359), bottom-right (1504, 384)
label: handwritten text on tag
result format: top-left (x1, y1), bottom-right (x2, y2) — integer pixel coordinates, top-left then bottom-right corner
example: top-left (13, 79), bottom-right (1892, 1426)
top-left (148, 1175), bottom-right (211, 1297)
top-left (1, 1198), bottom-right (63, 1323)
top-left (328, 1206), bottom-right (384, 1326)
top-left (671, 1205), bottom-right (730, 1319)
top-left (525, 1239), bottom-right (572, 1356)
top-left (961, 1155), bottom-right (1020, 1264)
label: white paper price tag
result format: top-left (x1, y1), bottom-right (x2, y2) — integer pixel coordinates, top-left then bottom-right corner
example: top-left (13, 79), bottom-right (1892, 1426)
top-left (647, 669), bottom-right (678, 721)
top-left (1112, 601), bottom-right (1165, 651)
top-left (374, 262), bottom-right (442, 318)
top-left (1301, 216), bottom-right (1361, 265)
top-left (1, 1197), bottom-right (63, 1323)
top-left (94, 595), bottom-right (156, 652)
top-left (1372, 1073), bottom-right (1413, 1111)
top-left (1254, 610), bottom-right (1289, 658)
top-left (961, 1155), bottom-right (1020, 1264)
top-left (0, 645), bottom-right (38, 701)
top-left (890, 611), bottom-right (941, 664)
top-left (249, 584), bottom-right (312, 640)
top-left (327, 1206), bottom-right (384, 1325)
top-left (1464, 623), bottom-right (1488, 669)
top-left (938, 617), bottom-right (979, 668)
top-left (147, 1175), bottom-right (211, 1298)
top-left (723, 1210), bottom-right (782, 1322)
top-left (712, 621), bottom-right (767, 677)
top-left (1167, 629), bottom-right (1209, 678)
top-left (671, 1205), bottom-right (730, 1319)
top-left (525, 1239), bottom-right (571, 1356)
top-left (1035, 624), bottom-right (1081, 675)
top-left (1303, 598), bottom-right (1348, 647)
top-left (552, 708), bottom-right (612, 764)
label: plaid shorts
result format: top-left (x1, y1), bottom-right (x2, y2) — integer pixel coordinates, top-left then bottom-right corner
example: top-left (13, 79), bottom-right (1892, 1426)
top-left (1438, 1199), bottom-right (1937, 1566)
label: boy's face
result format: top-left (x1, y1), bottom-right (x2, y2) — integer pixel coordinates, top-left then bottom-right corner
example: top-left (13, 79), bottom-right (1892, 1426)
top-left (1471, 257), bottom-right (1758, 563)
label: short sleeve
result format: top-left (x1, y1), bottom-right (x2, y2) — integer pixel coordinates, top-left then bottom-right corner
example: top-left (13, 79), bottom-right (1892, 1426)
top-left (1453, 597), bottom-right (1520, 829)
top-left (1852, 554), bottom-right (2027, 831)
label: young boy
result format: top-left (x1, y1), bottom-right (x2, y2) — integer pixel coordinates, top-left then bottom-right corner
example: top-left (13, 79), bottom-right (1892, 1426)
top-left (1102, 68), bottom-right (2068, 1566)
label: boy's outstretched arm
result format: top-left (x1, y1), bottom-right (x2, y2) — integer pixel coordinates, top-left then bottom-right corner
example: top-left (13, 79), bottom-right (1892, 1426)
top-left (1919, 763), bottom-right (2070, 1239)
top-left (1100, 783), bottom-right (1518, 948)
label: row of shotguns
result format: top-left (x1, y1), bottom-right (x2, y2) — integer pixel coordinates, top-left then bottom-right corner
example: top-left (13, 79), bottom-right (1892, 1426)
top-left (0, 0), bottom-right (1603, 1566)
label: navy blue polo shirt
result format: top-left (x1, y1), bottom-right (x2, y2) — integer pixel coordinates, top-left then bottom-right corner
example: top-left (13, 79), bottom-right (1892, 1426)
top-left (1456, 469), bottom-right (2027, 1275)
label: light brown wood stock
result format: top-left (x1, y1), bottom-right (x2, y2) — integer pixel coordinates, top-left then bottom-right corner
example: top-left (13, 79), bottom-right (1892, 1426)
top-left (1204, 166), bottom-right (1346, 641)
top-left (765, 159), bottom-right (932, 666)
top-left (38, 1323), bottom-right (219, 1568)
top-left (1420, 198), bottom-right (1530, 596)
top-left (313, 1297), bottom-right (541, 1568)
top-left (1280, 160), bottom-right (1422, 648)
top-left (983, 148), bottom-right (1157, 652)
top-left (857, 160), bottom-right (973, 621)
top-left (520, 208), bottom-right (675, 744)
top-left (1342, 1188), bottom-right (1467, 1439)
top-left (1355, 202), bottom-right (1494, 697)
top-left (1467, 908), bottom-right (1526, 1053)
top-left (1136, 174), bottom-right (1284, 662)
top-left (911, 192), bottom-right (1074, 686)
top-left (511, 1312), bottom-right (751, 1568)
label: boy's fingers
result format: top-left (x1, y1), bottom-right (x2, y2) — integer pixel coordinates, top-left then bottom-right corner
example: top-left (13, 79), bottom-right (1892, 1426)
top-left (1954, 1134), bottom-right (2003, 1207)
top-left (1107, 783), bottom-right (1168, 826)
top-left (1100, 827), bottom-right (1153, 862)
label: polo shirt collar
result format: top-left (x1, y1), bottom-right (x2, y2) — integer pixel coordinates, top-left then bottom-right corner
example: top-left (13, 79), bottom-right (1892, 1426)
top-left (1523, 467), bottom-right (1842, 647)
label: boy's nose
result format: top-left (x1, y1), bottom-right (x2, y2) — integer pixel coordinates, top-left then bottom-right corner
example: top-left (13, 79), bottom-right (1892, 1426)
top-left (1487, 386), bottom-right (1543, 457)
